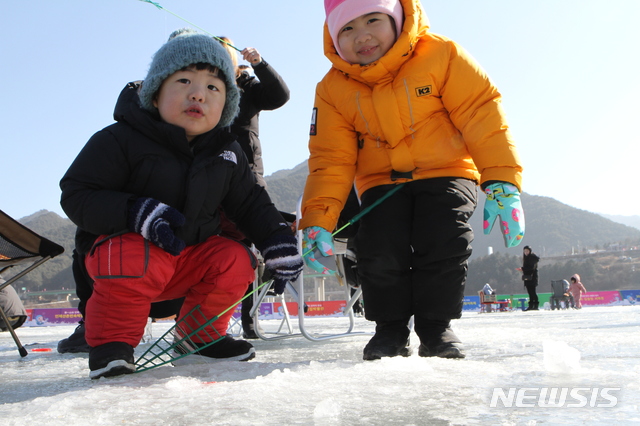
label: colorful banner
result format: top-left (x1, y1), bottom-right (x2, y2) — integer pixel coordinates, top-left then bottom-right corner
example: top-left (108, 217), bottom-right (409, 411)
top-left (620, 290), bottom-right (640, 305)
top-left (580, 291), bottom-right (623, 306)
top-left (20, 290), bottom-right (639, 326)
top-left (463, 296), bottom-right (479, 311)
top-left (272, 300), bottom-right (348, 317)
top-left (232, 302), bottom-right (274, 318)
top-left (24, 308), bottom-right (83, 327)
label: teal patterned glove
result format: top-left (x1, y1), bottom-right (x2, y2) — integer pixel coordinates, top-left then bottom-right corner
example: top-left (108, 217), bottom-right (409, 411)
top-left (483, 182), bottom-right (525, 248)
top-left (302, 226), bottom-right (336, 275)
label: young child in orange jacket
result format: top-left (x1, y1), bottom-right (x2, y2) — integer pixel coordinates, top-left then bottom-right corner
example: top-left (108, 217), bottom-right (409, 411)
top-left (300, 0), bottom-right (525, 360)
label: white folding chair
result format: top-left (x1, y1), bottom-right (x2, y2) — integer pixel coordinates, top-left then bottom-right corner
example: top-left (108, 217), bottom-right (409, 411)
top-left (247, 197), bottom-right (371, 341)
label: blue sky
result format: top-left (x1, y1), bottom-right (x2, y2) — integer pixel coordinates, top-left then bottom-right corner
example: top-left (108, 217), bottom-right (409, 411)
top-left (2, 0), bottom-right (639, 220)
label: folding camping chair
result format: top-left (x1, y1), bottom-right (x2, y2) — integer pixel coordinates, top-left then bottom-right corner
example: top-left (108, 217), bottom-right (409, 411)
top-left (0, 210), bottom-right (65, 356)
top-left (294, 196), bottom-right (371, 341)
top-left (478, 290), bottom-right (496, 313)
top-left (478, 290), bottom-right (510, 313)
top-left (246, 239), bottom-right (368, 342)
top-left (245, 197), bottom-right (371, 342)
top-left (550, 279), bottom-right (573, 310)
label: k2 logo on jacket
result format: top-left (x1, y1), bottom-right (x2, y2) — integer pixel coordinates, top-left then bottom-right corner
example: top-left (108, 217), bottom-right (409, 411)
top-left (309, 108), bottom-right (318, 136)
top-left (220, 150), bottom-right (237, 164)
top-left (415, 85), bottom-right (432, 97)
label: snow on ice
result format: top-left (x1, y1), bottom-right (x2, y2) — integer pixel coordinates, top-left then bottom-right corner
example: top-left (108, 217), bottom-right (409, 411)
top-left (1, 306), bottom-right (639, 425)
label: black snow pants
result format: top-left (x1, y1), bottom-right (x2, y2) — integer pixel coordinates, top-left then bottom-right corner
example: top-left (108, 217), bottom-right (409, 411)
top-left (524, 272), bottom-right (539, 305)
top-left (354, 177), bottom-right (477, 323)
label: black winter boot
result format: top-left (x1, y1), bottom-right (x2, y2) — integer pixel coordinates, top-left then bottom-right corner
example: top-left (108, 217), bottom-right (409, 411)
top-left (241, 291), bottom-right (258, 339)
top-left (363, 320), bottom-right (412, 361)
top-left (242, 320), bottom-right (263, 340)
top-left (176, 335), bottom-right (255, 362)
top-left (414, 319), bottom-right (465, 359)
top-left (57, 321), bottom-right (92, 354)
top-left (89, 341), bottom-right (135, 379)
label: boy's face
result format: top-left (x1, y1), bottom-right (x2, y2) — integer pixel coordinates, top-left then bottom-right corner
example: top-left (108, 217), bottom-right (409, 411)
top-left (337, 13), bottom-right (396, 65)
top-left (153, 66), bottom-right (226, 141)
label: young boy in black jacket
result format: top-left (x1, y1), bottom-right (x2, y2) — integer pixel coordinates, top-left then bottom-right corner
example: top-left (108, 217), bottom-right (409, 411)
top-left (60, 29), bottom-right (302, 379)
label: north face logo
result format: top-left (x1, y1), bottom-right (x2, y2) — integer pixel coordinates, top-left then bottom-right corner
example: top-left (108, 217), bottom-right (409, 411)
top-left (415, 85), bottom-right (432, 97)
top-left (220, 150), bottom-right (237, 164)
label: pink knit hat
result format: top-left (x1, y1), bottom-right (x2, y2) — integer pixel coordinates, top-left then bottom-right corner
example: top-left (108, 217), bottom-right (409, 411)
top-left (325, 0), bottom-right (404, 59)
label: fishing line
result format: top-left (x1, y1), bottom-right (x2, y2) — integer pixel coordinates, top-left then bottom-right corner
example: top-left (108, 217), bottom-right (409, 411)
top-left (138, 0), bottom-right (241, 51)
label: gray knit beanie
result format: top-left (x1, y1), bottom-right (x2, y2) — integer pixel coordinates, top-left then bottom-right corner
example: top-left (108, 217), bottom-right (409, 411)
top-left (139, 28), bottom-right (239, 128)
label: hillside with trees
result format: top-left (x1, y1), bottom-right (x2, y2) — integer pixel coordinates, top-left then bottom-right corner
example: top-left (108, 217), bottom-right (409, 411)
top-left (264, 162), bottom-right (640, 259)
top-left (465, 250), bottom-right (640, 296)
top-left (4, 162), bottom-right (640, 299)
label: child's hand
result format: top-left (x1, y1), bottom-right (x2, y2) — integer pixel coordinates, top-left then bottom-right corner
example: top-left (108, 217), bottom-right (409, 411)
top-left (302, 226), bottom-right (336, 275)
top-left (127, 197), bottom-right (186, 255)
top-left (483, 182), bottom-right (525, 248)
top-left (260, 234), bottom-right (303, 295)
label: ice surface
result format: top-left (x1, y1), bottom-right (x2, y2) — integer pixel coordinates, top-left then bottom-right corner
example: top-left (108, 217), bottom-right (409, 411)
top-left (543, 340), bottom-right (581, 374)
top-left (1, 306), bottom-right (639, 425)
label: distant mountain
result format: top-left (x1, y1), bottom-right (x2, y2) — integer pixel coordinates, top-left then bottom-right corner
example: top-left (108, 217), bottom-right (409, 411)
top-left (266, 161), bottom-right (640, 260)
top-left (265, 161), bottom-right (308, 214)
top-left (600, 214), bottom-right (640, 231)
top-left (8, 165), bottom-right (640, 296)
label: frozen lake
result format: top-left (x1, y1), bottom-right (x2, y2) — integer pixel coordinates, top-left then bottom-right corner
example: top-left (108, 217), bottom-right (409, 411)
top-left (1, 305), bottom-right (639, 425)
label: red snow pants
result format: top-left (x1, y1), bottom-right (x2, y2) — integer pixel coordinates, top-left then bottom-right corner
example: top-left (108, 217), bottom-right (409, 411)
top-left (84, 232), bottom-right (256, 348)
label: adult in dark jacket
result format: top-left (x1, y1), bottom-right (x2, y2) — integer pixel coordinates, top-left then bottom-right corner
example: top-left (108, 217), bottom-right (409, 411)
top-left (223, 36), bottom-right (290, 188)
top-left (60, 30), bottom-right (302, 379)
top-left (518, 245), bottom-right (540, 310)
top-left (218, 37), bottom-right (291, 338)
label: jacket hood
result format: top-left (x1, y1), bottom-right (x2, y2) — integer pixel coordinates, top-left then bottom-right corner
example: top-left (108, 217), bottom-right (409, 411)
top-left (571, 274), bottom-right (581, 283)
top-left (322, 0), bottom-right (429, 82)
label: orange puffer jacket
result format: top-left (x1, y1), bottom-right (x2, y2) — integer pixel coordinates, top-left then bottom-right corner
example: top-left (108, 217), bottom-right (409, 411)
top-left (301, 0), bottom-right (522, 231)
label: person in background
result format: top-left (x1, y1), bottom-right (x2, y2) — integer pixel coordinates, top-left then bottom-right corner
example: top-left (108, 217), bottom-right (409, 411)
top-left (482, 283), bottom-right (496, 295)
top-left (59, 29), bottom-right (302, 379)
top-left (300, 0), bottom-right (524, 361)
top-left (0, 277), bottom-right (28, 332)
top-left (517, 246), bottom-right (540, 310)
top-left (218, 37), bottom-right (290, 188)
top-left (569, 274), bottom-right (587, 309)
top-left (217, 36), bottom-right (291, 339)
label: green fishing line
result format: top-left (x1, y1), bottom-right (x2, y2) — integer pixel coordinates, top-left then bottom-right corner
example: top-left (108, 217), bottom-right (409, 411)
top-left (138, 0), bottom-right (241, 51)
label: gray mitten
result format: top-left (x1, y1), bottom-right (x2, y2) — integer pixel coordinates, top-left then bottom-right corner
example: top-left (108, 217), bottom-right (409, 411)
top-left (259, 234), bottom-right (303, 294)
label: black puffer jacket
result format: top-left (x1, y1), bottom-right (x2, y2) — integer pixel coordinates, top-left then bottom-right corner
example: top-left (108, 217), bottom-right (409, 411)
top-left (231, 60), bottom-right (290, 187)
top-left (60, 82), bottom-right (290, 255)
top-left (522, 252), bottom-right (540, 275)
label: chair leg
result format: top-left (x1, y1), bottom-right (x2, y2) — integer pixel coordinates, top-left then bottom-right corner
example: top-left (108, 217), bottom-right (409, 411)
top-left (0, 307), bottom-right (28, 357)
